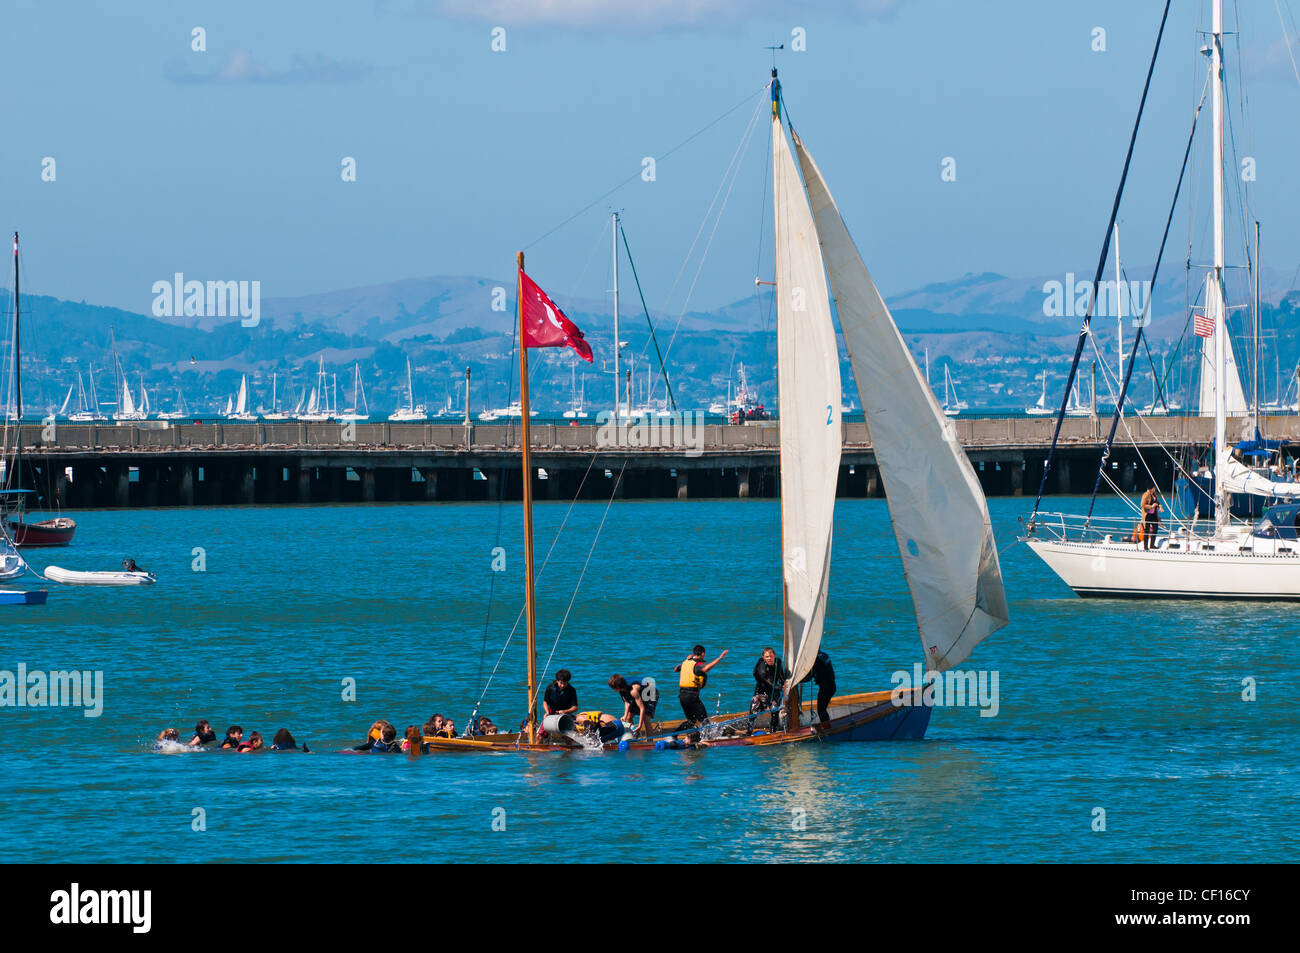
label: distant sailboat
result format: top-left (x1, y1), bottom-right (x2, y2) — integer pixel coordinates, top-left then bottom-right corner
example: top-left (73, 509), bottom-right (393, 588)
top-left (338, 363), bottom-right (370, 422)
top-left (388, 357), bottom-right (427, 422)
top-left (110, 328), bottom-right (146, 423)
top-left (1025, 370), bottom-right (1052, 416)
top-left (226, 374), bottom-right (257, 421)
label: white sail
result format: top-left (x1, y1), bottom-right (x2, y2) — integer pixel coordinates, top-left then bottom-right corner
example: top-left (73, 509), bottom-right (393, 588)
top-left (793, 128), bottom-right (1008, 672)
top-left (235, 375), bottom-right (248, 415)
top-left (121, 379), bottom-right (136, 416)
top-left (58, 383), bottom-right (74, 416)
top-left (773, 119), bottom-right (842, 688)
top-left (1197, 317), bottom-right (1247, 416)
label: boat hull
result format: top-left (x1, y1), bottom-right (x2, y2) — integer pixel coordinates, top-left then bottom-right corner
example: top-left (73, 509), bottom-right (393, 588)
top-left (422, 688), bottom-right (931, 752)
top-left (0, 589), bottom-right (48, 605)
top-left (1026, 536), bottom-right (1300, 599)
top-left (8, 517), bottom-right (76, 547)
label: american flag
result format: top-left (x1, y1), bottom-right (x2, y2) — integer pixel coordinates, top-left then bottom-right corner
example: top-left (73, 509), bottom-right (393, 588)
top-left (1193, 311), bottom-right (1214, 338)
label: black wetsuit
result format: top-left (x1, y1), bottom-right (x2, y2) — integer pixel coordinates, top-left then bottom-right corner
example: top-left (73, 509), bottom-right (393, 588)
top-left (749, 657), bottom-right (787, 732)
top-left (800, 651), bottom-right (837, 725)
top-left (543, 682), bottom-right (577, 715)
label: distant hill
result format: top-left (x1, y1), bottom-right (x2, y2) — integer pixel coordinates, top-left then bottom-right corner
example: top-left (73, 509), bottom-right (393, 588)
top-left (12, 267), bottom-right (1300, 416)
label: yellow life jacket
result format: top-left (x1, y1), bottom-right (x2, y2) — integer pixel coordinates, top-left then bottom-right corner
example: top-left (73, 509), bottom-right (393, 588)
top-left (679, 658), bottom-right (705, 689)
top-left (577, 710), bottom-right (603, 727)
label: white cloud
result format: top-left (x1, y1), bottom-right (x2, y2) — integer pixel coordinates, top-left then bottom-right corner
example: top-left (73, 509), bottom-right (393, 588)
top-left (165, 49), bottom-right (373, 85)
top-left (430, 0), bottom-right (903, 31)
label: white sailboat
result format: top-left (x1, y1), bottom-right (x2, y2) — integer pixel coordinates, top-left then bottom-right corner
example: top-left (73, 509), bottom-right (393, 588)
top-left (338, 363), bottom-right (370, 421)
top-left (1025, 0), bottom-right (1300, 599)
top-left (110, 329), bottom-right (147, 423)
top-left (1025, 370), bottom-right (1052, 416)
top-left (298, 359), bottom-right (332, 421)
top-left (264, 373), bottom-right (292, 420)
top-left (426, 68), bottom-right (1008, 752)
top-left (388, 357), bottom-right (427, 422)
top-left (941, 364), bottom-right (967, 416)
top-left (226, 374), bottom-right (256, 421)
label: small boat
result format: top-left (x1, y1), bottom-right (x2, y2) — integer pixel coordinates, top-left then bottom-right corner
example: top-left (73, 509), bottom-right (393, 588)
top-left (0, 589), bottom-right (48, 605)
top-left (2, 234), bottom-right (76, 546)
top-left (44, 566), bottom-right (155, 586)
top-left (388, 357), bottom-right (427, 422)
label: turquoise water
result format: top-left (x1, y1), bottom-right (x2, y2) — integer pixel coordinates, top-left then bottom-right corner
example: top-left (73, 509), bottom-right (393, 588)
top-left (0, 495), bottom-right (1295, 863)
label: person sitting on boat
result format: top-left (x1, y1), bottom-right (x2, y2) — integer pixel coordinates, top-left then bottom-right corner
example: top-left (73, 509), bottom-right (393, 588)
top-left (237, 731), bottom-right (265, 752)
top-left (543, 670), bottom-right (579, 718)
top-left (122, 557), bottom-right (145, 573)
top-left (608, 674), bottom-right (657, 737)
top-left (1140, 486), bottom-right (1162, 551)
top-left (435, 718), bottom-right (457, 739)
top-left (575, 710), bottom-right (625, 744)
top-left (798, 651), bottom-right (837, 729)
top-left (271, 728), bottom-right (307, 751)
top-left (351, 719), bottom-right (393, 751)
top-left (675, 645), bottom-right (727, 727)
top-left (478, 717), bottom-right (498, 736)
top-left (187, 719), bottom-right (217, 747)
top-left (747, 648), bottom-right (788, 734)
top-left (370, 724), bottom-right (401, 752)
top-left (220, 725), bottom-right (244, 749)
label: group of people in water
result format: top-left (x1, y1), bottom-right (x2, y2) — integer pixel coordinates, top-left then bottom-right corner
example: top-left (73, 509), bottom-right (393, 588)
top-left (157, 645), bottom-right (840, 755)
top-left (154, 719), bottom-right (307, 752)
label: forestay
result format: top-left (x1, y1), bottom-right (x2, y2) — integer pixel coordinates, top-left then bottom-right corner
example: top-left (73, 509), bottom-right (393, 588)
top-left (772, 118), bottom-right (842, 688)
top-left (792, 128), bottom-right (1009, 672)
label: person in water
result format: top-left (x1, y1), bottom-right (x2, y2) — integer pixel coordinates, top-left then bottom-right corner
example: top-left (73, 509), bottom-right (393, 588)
top-left (352, 719), bottom-right (393, 751)
top-left (543, 670), bottom-right (578, 718)
top-left (422, 716), bottom-right (440, 739)
top-left (220, 725), bottom-right (243, 749)
top-left (748, 647), bottom-right (788, 733)
top-left (371, 724), bottom-right (401, 752)
top-left (155, 727), bottom-right (180, 747)
top-left (608, 675), bottom-right (657, 737)
top-left (188, 719), bottom-right (217, 746)
top-left (237, 731), bottom-right (264, 752)
top-left (575, 711), bottom-right (625, 744)
top-left (675, 645), bottom-right (727, 727)
top-left (401, 725), bottom-right (425, 754)
top-left (271, 728), bottom-right (307, 751)
top-left (799, 650), bottom-right (837, 729)
top-left (438, 718), bottom-right (457, 739)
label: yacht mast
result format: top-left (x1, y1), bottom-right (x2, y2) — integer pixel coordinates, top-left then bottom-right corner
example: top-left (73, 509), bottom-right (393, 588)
top-left (1211, 0), bottom-right (1228, 536)
top-left (612, 211), bottom-right (620, 427)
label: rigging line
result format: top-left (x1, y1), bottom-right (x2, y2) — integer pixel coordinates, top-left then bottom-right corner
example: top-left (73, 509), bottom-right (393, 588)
top-left (523, 84), bottom-right (768, 253)
top-left (530, 458), bottom-right (628, 714)
top-left (656, 94), bottom-right (766, 366)
top-left (660, 93), bottom-right (766, 317)
top-left (1030, 0), bottom-right (1173, 521)
top-left (1087, 68), bottom-right (1207, 518)
top-left (469, 449), bottom-right (601, 720)
top-left (618, 223), bottom-right (677, 411)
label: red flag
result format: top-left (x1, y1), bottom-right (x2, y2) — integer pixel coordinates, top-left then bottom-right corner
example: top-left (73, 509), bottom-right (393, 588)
top-left (519, 269), bottom-right (593, 363)
top-left (1193, 311), bottom-right (1213, 338)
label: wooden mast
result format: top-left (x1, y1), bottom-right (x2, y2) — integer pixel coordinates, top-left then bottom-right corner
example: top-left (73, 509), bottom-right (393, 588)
top-left (517, 251), bottom-right (539, 744)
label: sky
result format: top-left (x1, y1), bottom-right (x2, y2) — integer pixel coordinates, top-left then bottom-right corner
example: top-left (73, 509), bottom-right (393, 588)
top-left (5, 0), bottom-right (1300, 318)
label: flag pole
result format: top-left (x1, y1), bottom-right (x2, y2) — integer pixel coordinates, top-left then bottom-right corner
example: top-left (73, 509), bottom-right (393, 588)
top-left (517, 251), bottom-right (539, 745)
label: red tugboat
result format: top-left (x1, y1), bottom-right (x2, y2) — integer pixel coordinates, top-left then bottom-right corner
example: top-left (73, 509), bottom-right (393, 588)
top-left (3, 234), bottom-right (76, 547)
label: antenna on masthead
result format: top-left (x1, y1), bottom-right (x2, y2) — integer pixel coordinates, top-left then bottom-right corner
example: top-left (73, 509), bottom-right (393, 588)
top-left (767, 44), bottom-right (783, 120)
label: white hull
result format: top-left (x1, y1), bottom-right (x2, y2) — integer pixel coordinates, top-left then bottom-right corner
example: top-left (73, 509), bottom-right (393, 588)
top-left (45, 566), bottom-right (155, 586)
top-left (1026, 536), bottom-right (1300, 599)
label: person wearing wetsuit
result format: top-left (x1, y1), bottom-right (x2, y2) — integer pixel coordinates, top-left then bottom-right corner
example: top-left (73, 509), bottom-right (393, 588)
top-left (237, 731), bottom-right (264, 752)
top-left (271, 728), bottom-right (303, 751)
top-left (220, 725), bottom-right (243, 749)
top-left (748, 648), bottom-right (788, 733)
top-left (576, 711), bottom-right (625, 744)
top-left (543, 670), bottom-right (579, 717)
top-left (608, 675), bottom-right (657, 737)
top-left (188, 719), bottom-right (217, 746)
top-left (675, 645), bottom-right (728, 727)
top-left (370, 724), bottom-right (401, 752)
top-left (799, 650), bottom-right (837, 728)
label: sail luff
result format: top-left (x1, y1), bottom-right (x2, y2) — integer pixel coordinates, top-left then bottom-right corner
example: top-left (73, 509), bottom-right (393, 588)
top-left (772, 116), bottom-right (842, 689)
top-left (792, 128), bottom-right (1008, 672)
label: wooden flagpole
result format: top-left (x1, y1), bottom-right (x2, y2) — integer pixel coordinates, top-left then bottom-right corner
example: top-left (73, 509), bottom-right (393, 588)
top-left (517, 251), bottom-right (539, 745)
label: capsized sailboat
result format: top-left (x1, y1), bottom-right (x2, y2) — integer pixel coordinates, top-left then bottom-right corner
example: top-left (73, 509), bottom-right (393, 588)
top-left (426, 70), bottom-right (1008, 752)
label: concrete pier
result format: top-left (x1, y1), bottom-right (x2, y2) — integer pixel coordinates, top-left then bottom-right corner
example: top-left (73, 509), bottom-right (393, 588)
top-left (0, 415), bottom-right (1260, 509)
